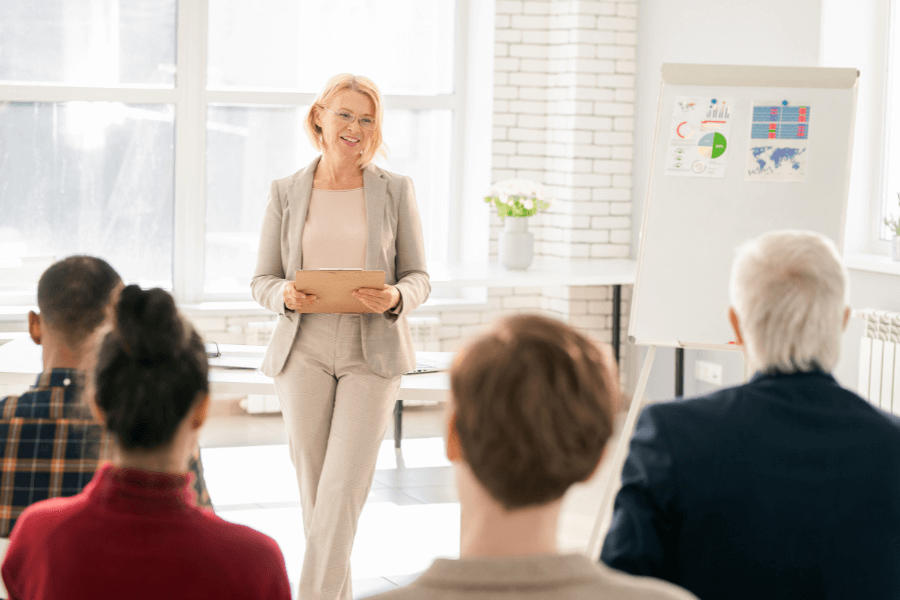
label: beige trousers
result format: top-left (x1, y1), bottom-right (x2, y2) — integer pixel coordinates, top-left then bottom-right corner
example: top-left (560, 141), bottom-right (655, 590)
top-left (275, 314), bottom-right (400, 600)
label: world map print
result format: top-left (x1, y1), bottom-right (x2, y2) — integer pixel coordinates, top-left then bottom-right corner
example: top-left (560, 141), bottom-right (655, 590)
top-left (746, 145), bottom-right (807, 181)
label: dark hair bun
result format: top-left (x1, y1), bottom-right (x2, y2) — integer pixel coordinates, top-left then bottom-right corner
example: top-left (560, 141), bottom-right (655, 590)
top-left (96, 285), bottom-right (209, 451)
top-left (116, 285), bottom-right (186, 363)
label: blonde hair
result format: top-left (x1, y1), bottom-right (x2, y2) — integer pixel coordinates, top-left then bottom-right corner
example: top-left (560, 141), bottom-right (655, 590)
top-left (729, 230), bottom-right (848, 375)
top-left (305, 73), bottom-right (385, 168)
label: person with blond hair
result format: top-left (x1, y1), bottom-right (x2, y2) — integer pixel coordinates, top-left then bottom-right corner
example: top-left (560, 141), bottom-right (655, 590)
top-left (251, 73), bottom-right (429, 599)
top-left (601, 230), bottom-right (900, 599)
top-left (371, 314), bottom-right (695, 600)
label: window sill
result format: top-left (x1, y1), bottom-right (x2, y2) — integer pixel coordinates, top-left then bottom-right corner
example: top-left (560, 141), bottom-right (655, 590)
top-left (429, 258), bottom-right (636, 288)
top-left (0, 306), bottom-right (31, 327)
top-left (180, 259), bottom-right (637, 317)
top-left (845, 253), bottom-right (900, 277)
top-left (1, 258), bottom-right (637, 326)
top-left (179, 297), bottom-right (491, 318)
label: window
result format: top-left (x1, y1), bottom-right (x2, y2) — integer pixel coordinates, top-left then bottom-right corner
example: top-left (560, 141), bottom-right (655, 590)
top-left (0, 0), bottom-right (464, 304)
top-left (0, 101), bottom-right (176, 292)
top-left (821, 0), bottom-right (900, 255)
top-left (0, 0), bottom-right (177, 304)
top-left (882, 0), bottom-right (900, 240)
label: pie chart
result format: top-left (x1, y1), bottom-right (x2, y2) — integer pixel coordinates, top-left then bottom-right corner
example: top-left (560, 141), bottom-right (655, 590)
top-left (698, 132), bottom-right (727, 158)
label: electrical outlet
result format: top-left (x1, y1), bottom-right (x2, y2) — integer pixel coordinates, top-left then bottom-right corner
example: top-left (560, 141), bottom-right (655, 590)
top-left (694, 360), bottom-right (723, 386)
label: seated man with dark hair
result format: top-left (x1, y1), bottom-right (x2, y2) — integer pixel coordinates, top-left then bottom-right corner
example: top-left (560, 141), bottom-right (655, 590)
top-left (601, 231), bottom-right (900, 599)
top-left (371, 314), bottom-right (694, 600)
top-left (0, 256), bottom-right (211, 543)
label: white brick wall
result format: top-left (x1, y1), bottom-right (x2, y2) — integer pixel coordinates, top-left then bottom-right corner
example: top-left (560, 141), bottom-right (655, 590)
top-left (461, 0), bottom-right (634, 374)
top-left (490, 0), bottom-right (635, 263)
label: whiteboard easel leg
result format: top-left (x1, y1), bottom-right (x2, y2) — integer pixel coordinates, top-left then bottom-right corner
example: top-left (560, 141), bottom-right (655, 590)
top-left (585, 345), bottom-right (657, 560)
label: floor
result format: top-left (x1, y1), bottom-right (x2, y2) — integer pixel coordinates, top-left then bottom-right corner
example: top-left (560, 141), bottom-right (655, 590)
top-left (199, 397), bottom-right (623, 598)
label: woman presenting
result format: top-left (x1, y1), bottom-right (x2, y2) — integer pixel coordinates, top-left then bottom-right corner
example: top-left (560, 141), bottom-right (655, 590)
top-left (251, 74), bottom-right (430, 600)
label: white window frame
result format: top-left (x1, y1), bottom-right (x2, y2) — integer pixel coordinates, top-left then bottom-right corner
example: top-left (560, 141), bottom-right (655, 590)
top-left (0, 0), bottom-right (470, 305)
top-left (879, 0), bottom-right (900, 244)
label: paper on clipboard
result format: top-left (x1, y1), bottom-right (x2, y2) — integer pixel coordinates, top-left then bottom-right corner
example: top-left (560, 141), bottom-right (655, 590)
top-left (294, 269), bottom-right (386, 313)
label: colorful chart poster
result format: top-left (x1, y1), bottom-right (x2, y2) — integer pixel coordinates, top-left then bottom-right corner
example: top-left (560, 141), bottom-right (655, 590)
top-left (666, 96), bottom-right (734, 178)
top-left (746, 100), bottom-right (810, 181)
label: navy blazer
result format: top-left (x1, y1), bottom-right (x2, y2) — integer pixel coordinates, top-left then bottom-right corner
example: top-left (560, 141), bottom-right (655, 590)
top-left (601, 371), bottom-right (900, 600)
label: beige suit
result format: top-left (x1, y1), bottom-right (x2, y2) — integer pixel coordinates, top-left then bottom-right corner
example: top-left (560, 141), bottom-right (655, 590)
top-left (252, 156), bottom-right (430, 379)
top-left (252, 157), bottom-right (430, 600)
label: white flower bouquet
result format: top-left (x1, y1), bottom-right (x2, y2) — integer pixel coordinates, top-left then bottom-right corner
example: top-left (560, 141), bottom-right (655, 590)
top-left (484, 179), bottom-right (550, 218)
top-left (885, 192), bottom-right (900, 236)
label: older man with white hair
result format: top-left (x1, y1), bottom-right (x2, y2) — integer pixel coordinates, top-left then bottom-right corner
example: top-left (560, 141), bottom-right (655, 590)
top-left (601, 230), bottom-right (900, 600)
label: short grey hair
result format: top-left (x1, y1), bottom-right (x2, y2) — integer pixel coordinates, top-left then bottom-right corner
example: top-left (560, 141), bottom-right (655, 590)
top-left (729, 230), bottom-right (848, 374)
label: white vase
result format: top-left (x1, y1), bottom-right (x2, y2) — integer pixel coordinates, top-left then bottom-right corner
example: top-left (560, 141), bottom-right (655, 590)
top-left (499, 217), bottom-right (534, 270)
top-left (893, 236), bottom-right (900, 262)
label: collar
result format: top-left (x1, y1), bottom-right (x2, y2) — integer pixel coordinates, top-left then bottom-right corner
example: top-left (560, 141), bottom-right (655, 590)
top-left (416, 554), bottom-right (601, 589)
top-left (33, 367), bottom-right (84, 390)
top-left (90, 463), bottom-right (196, 512)
top-left (749, 368), bottom-right (837, 385)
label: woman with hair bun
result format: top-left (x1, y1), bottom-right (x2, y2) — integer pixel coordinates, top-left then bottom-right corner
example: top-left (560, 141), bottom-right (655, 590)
top-left (1, 285), bottom-right (291, 600)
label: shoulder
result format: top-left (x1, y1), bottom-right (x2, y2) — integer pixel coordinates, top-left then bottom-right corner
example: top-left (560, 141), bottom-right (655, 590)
top-left (0, 390), bottom-right (39, 418)
top-left (0, 393), bottom-right (18, 412)
top-left (10, 493), bottom-right (87, 546)
top-left (644, 372), bottom-right (900, 440)
top-left (594, 562), bottom-right (697, 599)
top-left (272, 157), bottom-right (320, 197)
top-left (367, 164), bottom-right (413, 194)
top-left (633, 383), bottom-right (753, 457)
top-left (192, 509), bottom-right (285, 562)
top-left (639, 386), bottom-right (738, 433)
top-left (274, 168), bottom-right (304, 189)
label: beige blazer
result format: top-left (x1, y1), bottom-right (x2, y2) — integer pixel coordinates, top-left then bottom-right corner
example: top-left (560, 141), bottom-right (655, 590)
top-left (251, 157), bottom-right (430, 378)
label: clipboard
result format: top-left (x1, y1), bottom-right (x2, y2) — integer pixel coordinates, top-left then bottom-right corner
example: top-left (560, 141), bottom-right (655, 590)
top-left (293, 269), bottom-right (386, 313)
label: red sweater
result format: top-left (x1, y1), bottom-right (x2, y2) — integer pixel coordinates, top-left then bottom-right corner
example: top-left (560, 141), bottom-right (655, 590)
top-left (1, 463), bottom-right (291, 599)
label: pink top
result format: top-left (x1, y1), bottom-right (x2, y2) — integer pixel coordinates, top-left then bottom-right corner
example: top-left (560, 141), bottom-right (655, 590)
top-left (302, 187), bottom-right (367, 269)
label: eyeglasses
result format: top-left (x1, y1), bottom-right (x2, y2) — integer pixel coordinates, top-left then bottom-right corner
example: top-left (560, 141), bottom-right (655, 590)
top-left (322, 106), bottom-right (376, 130)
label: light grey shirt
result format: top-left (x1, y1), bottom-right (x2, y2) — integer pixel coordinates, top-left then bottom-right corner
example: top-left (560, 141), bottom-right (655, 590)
top-left (366, 554), bottom-right (697, 600)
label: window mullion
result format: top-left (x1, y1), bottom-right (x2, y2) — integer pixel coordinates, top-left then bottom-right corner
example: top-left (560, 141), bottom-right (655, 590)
top-left (0, 84), bottom-right (175, 103)
top-left (173, 0), bottom-right (209, 303)
top-left (448, 0), bottom-right (469, 265)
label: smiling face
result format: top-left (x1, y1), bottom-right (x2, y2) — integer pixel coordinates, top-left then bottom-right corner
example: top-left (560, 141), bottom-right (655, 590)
top-left (315, 89), bottom-right (376, 167)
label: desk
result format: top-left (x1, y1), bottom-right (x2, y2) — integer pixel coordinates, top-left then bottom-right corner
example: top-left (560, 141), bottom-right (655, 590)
top-left (0, 338), bottom-right (451, 449)
top-left (429, 258), bottom-right (636, 362)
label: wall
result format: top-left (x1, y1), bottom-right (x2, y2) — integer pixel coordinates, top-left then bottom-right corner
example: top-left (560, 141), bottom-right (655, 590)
top-left (118, 0), bottom-right (899, 396)
top-left (8, 0), bottom-right (893, 401)
top-left (491, 0), bottom-right (636, 262)
top-left (633, 0), bottom-right (899, 401)
top-left (633, 0), bottom-right (823, 271)
top-left (171, 0), bottom-right (642, 380)
top-left (423, 0), bottom-right (642, 363)
top-left (820, 0), bottom-right (893, 256)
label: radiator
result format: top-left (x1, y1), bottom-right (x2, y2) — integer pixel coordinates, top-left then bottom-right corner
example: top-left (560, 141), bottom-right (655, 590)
top-left (858, 310), bottom-right (900, 415)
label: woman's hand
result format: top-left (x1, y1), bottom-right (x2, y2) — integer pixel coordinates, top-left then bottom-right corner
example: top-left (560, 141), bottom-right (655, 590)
top-left (353, 285), bottom-right (400, 313)
top-left (283, 281), bottom-right (317, 312)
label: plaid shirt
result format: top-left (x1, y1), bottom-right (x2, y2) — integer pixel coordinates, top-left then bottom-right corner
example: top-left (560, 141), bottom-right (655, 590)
top-left (0, 368), bottom-right (211, 537)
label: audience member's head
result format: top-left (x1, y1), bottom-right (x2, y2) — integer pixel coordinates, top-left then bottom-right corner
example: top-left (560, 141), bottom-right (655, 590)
top-left (448, 314), bottom-right (618, 510)
top-left (95, 285), bottom-right (209, 453)
top-left (729, 230), bottom-right (849, 375)
top-left (28, 255), bottom-right (122, 352)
